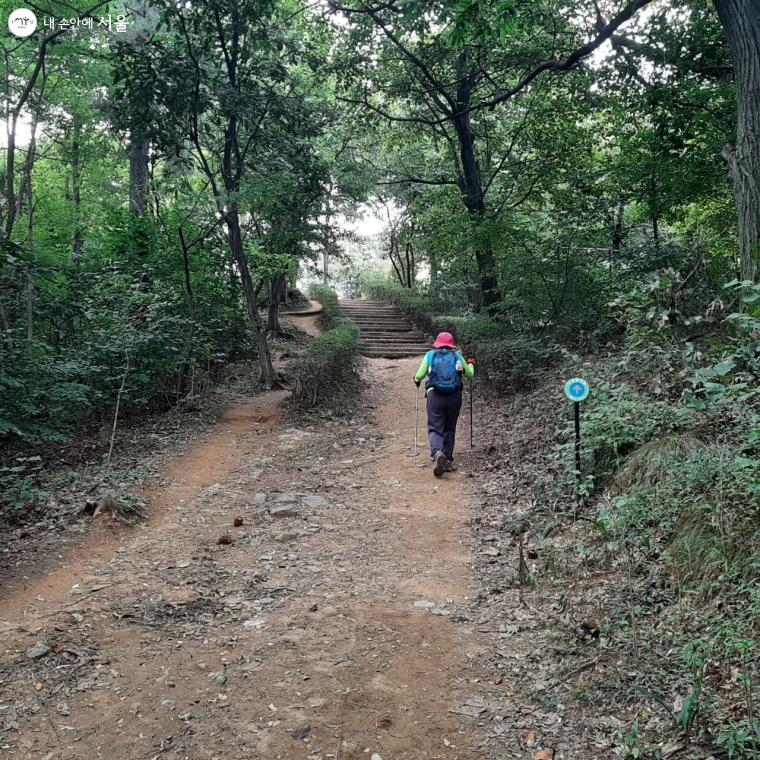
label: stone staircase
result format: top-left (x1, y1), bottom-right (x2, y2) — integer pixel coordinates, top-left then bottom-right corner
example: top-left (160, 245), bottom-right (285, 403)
top-left (339, 300), bottom-right (431, 359)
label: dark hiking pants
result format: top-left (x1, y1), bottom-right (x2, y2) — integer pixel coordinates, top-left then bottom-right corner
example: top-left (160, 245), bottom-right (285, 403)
top-left (426, 387), bottom-right (463, 461)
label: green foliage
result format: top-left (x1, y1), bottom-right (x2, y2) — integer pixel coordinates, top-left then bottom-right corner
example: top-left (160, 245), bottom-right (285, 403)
top-left (685, 281), bottom-right (760, 416)
top-left (611, 445), bottom-right (759, 586)
top-left (290, 321), bottom-right (360, 409)
top-left (292, 285), bottom-right (360, 409)
top-left (441, 325), bottom-right (558, 391)
top-left (308, 284), bottom-right (341, 328)
top-left (718, 718), bottom-right (760, 759)
top-left (569, 383), bottom-right (699, 485)
top-left (0, 234), bottom-right (251, 446)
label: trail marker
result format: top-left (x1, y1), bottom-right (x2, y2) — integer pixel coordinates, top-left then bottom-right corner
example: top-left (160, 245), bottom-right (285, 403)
top-left (564, 378), bottom-right (590, 509)
top-left (564, 377), bottom-right (590, 402)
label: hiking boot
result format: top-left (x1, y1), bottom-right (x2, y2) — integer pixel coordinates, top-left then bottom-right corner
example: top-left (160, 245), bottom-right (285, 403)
top-left (444, 460), bottom-right (457, 472)
top-left (433, 451), bottom-right (446, 477)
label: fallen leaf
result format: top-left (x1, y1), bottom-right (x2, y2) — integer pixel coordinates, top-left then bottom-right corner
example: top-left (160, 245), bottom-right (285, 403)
top-left (35, 681), bottom-right (44, 691)
top-left (662, 741), bottom-right (686, 757)
top-left (534, 750), bottom-right (554, 760)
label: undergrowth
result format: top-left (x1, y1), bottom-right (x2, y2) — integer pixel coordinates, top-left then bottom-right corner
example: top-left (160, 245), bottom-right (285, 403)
top-left (290, 285), bottom-right (360, 409)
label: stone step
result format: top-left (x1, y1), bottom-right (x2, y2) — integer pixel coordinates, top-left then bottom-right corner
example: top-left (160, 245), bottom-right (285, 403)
top-left (347, 316), bottom-right (406, 322)
top-left (340, 304), bottom-right (400, 310)
top-left (339, 301), bottom-right (392, 307)
top-left (359, 343), bottom-right (430, 351)
top-left (359, 327), bottom-right (425, 340)
top-left (343, 312), bottom-right (404, 318)
top-left (342, 311), bottom-right (404, 317)
top-left (359, 333), bottom-right (428, 346)
top-left (340, 307), bottom-right (402, 314)
top-left (354, 322), bottom-right (413, 333)
top-left (359, 337), bottom-right (428, 345)
top-left (361, 348), bottom-right (429, 358)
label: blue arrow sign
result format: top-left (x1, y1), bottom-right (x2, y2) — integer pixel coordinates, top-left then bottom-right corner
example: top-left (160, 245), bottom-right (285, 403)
top-left (564, 377), bottom-right (590, 402)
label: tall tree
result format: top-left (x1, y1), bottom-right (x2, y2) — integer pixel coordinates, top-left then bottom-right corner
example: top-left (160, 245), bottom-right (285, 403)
top-left (330, 0), bottom-right (655, 309)
top-left (714, 0), bottom-right (760, 281)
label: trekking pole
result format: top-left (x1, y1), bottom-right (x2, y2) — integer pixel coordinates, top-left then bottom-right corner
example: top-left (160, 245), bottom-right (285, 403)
top-left (414, 386), bottom-right (419, 456)
top-left (470, 379), bottom-right (474, 449)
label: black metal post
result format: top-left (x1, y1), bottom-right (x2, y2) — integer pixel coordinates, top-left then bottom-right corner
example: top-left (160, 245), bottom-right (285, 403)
top-left (574, 401), bottom-right (581, 506)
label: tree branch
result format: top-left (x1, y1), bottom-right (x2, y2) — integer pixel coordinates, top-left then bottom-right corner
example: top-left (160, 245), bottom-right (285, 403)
top-left (475, 0), bottom-right (655, 113)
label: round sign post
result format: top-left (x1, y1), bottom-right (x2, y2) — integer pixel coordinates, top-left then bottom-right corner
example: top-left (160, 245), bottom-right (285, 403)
top-left (564, 378), bottom-right (590, 510)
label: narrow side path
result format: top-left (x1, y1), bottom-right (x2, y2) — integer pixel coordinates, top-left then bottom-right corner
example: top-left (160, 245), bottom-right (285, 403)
top-left (0, 356), bottom-right (491, 759)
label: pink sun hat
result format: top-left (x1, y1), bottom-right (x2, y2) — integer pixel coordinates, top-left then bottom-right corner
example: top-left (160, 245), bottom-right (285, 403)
top-left (433, 331), bottom-right (455, 349)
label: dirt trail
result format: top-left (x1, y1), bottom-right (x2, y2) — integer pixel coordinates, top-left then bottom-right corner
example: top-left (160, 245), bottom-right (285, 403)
top-left (0, 344), bottom-right (492, 759)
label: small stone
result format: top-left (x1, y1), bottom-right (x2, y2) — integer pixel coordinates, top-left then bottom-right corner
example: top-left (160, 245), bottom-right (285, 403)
top-left (270, 505), bottom-right (300, 518)
top-left (26, 642), bottom-right (50, 660)
top-left (217, 532), bottom-right (234, 545)
top-left (275, 531), bottom-right (298, 542)
top-left (290, 723), bottom-right (311, 740)
top-left (308, 604), bottom-right (318, 612)
top-left (371, 754), bottom-right (383, 760)
top-left (412, 600), bottom-right (435, 609)
top-left (243, 618), bottom-right (265, 630)
top-left (274, 493), bottom-right (304, 503)
top-left (302, 495), bottom-right (328, 508)
top-left (233, 516), bottom-right (244, 527)
top-left (56, 703), bottom-right (71, 716)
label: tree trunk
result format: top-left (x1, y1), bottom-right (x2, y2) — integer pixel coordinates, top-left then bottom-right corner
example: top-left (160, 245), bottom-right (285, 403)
top-left (4, 113), bottom-right (19, 239)
top-left (16, 110), bottom-right (38, 221)
top-left (226, 209), bottom-right (276, 388)
top-left (25, 266), bottom-right (33, 349)
top-left (178, 227), bottom-right (195, 319)
top-left (129, 127), bottom-right (149, 216)
top-left (267, 273), bottom-right (285, 335)
top-left (453, 53), bottom-right (501, 309)
top-left (0, 299), bottom-right (12, 349)
top-left (611, 199), bottom-right (625, 256)
top-left (715, 0), bottom-right (760, 282)
top-left (71, 115), bottom-right (84, 256)
top-left (404, 241), bottom-right (415, 287)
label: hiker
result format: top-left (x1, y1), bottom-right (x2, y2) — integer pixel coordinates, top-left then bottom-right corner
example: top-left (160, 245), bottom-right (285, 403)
top-left (414, 332), bottom-right (475, 477)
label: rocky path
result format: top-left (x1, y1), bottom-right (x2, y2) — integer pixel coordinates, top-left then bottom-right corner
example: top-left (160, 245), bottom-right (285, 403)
top-left (0, 346), bottom-right (492, 758)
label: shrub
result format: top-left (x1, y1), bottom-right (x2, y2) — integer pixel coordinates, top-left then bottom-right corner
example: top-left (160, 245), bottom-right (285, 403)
top-left (290, 320), bottom-right (360, 409)
top-left (308, 283), bottom-right (341, 329)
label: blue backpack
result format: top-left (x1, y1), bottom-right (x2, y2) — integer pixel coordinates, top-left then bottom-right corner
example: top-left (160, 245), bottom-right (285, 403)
top-left (427, 349), bottom-right (462, 393)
